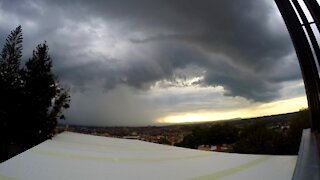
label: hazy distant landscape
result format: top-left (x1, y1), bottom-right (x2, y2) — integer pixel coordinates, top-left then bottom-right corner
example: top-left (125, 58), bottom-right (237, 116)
top-left (58, 111), bottom-right (299, 135)
top-left (57, 110), bottom-right (307, 155)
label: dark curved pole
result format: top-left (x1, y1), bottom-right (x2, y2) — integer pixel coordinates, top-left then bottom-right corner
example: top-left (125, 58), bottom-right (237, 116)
top-left (275, 0), bottom-right (320, 132)
top-left (303, 0), bottom-right (320, 33)
top-left (292, 0), bottom-right (320, 67)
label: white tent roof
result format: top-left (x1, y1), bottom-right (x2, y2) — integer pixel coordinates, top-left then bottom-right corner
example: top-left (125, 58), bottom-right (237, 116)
top-left (0, 132), bottom-right (296, 180)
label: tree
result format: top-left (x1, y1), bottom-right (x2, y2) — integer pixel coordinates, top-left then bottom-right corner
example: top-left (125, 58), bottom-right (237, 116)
top-left (0, 26), bottom-right (70, 161)
top-left (207, 124), bottom-right (239, 145)
top-left (286, 109), bottom-right (310, 154)
top-left (175, 124), bottom-right (239, 149)
top-left (232, 122), bottom-right (276, 154)
top-left (0, 26), bottom-right (23, 124)
top-left (0, 26), bottom-right (24, 160)
top-left (175, 134), bottom-right (198, 149)
top-left (21, 42), bottom-right (70, 146)
top-left (158, 137), bottom-right (171, 145)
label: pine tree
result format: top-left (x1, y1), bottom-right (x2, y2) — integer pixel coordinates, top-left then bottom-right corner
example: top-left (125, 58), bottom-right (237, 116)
top-left (0, 26), bottom-right (24, 161)
top-left (0, 26), bottom-right (23, 79)
top-left (0, 26), bottom-right (24, 133)
top-left (22, 43), bottom-right (70, 145)
top-left (0, 26), bottom-right (70, 161)
top-left (0, 25), bottom-right (23, 116)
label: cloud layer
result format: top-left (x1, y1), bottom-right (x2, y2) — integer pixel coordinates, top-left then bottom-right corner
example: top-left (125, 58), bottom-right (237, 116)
top-left (0, 0), bottom-right (306, 125)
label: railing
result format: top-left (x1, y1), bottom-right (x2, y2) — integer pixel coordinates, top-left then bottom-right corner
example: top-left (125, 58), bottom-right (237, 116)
top-left (275, 0), bottom-right (320, 151)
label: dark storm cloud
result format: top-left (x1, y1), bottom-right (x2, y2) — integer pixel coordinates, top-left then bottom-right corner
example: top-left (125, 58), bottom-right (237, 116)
top-left (0, 0), bottom-right (301, 102)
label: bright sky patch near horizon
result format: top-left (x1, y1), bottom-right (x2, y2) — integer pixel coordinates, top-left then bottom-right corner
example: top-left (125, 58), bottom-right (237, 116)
top-left (0, 0), bottom-right (312, 126)
top-left (158, 96), bottom-right (308, 124)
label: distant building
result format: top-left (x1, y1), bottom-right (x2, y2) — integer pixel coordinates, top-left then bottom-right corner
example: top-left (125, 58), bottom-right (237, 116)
top-left (198, 144), bottom-right (231, 152)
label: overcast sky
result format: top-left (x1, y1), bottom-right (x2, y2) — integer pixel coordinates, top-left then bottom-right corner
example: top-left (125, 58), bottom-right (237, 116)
top-left (0, 0), bottom-right (310, 126)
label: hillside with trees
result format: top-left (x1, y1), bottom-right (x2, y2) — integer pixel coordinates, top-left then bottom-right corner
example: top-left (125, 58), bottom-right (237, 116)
top-left (176, 109), bottom-right (309, 155)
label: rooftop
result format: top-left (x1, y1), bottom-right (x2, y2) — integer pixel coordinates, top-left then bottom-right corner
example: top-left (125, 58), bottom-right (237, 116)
top-left (0, 131), bottom-right (297, 180)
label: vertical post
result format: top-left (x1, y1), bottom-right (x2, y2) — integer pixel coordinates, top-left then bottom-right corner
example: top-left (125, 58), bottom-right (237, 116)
top-left (275, 0), bottom-right (320, 133)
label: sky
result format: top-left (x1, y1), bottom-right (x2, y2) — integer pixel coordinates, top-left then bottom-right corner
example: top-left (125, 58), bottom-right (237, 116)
top-left (0, 0), bottom-right (312, 126)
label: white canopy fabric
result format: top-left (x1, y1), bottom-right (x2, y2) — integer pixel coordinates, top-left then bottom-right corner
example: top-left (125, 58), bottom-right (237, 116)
top-left (0, 132), bottom-right (296, 180)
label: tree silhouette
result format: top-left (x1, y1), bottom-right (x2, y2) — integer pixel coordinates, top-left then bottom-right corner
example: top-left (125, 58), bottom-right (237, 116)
top-left (0, 26), bottom-right (24, 161)
top-left (0, 26), bottom-right (23, 123)
top-left (175, 124), bottom-right (239, 149)
top-left (21, 43), bottom-right (70, 146)
top-left (232, 122), bottom-right (276, 154)
top-left (0, 26), bottom-right (70, 161)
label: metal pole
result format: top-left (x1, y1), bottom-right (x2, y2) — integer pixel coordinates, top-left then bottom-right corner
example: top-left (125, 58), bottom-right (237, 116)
top-left (303, 0), bottom-right (320, 32)
top-left (292, 0), bottom-right (320, 67)
top-left (275, 0), bottom-right (320, 132)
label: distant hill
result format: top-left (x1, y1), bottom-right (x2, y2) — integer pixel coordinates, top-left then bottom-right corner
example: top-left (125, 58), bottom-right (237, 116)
top-left (236, 111), bottom-right (298, 125)
top-left (57, 111), bottom-right (300, 137)
top-left (164, 111), bottom-right (299, 128)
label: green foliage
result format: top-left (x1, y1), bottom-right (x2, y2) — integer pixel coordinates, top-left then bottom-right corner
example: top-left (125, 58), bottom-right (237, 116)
top-left (207, 124), bottom-right (239, 145)
top-left (20, 43), bottom-right (71, 145)
top-left (0, 25), bottom-right (22, 76)
top-left (233, 110), bottom-right (309, 155)
top-left (0, 26), bottom-right (71, 154)
top-left (158, 137), bottom-right (171, 145)
top-left (176, 124), bottom-right (239, 150)
top-left (286, 108), bottom-right (310, 154)
top-left (232, 122), bottom-right (281, 154)
top-left (0, 26), bottom-right (24, 141)
top-left (177, 109), bottom-right (310, 155)
top-left (175, 134), bottom-right (198, 149)
top-left (0, 26), bottom-right (23, 103)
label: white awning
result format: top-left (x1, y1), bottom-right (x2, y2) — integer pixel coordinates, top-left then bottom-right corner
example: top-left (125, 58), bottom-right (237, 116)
top-left (0, 132), bottom-right (297, 180)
